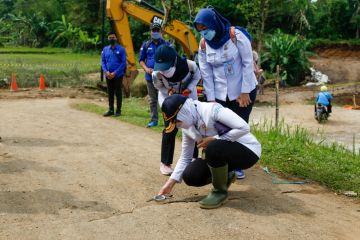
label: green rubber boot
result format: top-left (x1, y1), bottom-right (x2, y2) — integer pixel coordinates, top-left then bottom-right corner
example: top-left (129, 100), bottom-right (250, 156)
top-left (205, 170), bottom-right (235, 187)
top-left (199, 165), bottom-right (229, 209)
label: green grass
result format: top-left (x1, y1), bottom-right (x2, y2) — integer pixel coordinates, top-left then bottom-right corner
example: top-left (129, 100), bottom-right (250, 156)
top-left (0, 48), bottom-right (100, 87)
top-left (74, 98), bottom-right (165, 133)
top-left (0, 47), bottom-right (147, 91)
top-left (0, 47), bottom-right (73, 54)
top-left (74, 100), bottom-right (360, 196)
top-left (252, 120), bottom-right (360, 194)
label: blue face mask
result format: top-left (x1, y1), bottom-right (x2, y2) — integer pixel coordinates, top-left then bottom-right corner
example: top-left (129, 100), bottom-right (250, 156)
top-left (200, 29), bottom-right (216, 41)
top-left (151, 32), bottom-right (162, 40)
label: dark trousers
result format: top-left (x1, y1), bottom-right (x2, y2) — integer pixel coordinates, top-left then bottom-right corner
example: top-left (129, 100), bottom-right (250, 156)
top-left (215, 88), bottom-right (257, 123)
top-left (182, 140), bottom-right (259, 187)
top-left (106, 76), bottom-right (123, 112)
top-left (146, 81), bottom-right (158, 122)
top-left (161, 121), bottom-right (198, 166)
top-left (161, 122), bottom-right (178, 166)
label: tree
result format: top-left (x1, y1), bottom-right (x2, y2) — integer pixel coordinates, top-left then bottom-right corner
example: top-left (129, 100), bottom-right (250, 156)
top-left (8, 13), bottom-right (49, 47)
top-left (50, 15), bottom-right (80, 48)
top-left (292, 0), bottom-right (314, 34)
top-left (160, 0), bottom-right (175, 27)
top-left (0, 0), bottom-right (15, 17)
top-left (350, 0), bottom-right (360, 38)
top-left (63, 0), bottom-right (100, 35)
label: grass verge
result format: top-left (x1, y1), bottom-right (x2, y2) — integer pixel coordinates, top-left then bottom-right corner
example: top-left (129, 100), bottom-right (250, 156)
top-left (0, 48), bottom-right (147, 94)
top-left (74, 98), bottom-right (164, 133)
top-left (74, 100), bottom-right (360, 196)
top-left (252, 119), bottom-right (360, 195)
top-left (0, 49), bottom-right (100, 88)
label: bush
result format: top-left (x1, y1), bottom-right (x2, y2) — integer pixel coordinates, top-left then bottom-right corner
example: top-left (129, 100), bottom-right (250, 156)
top-left (261, 30), bottom-right (311, 86)
top-left (308, 38), bottom-right (360, 48)
top-left (130, 72), bottom-right (148, 98)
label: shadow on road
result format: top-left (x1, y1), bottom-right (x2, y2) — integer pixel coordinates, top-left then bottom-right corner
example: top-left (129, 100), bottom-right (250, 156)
top-left (0, 189), bottom-right (115, 214)
top-left (0, 159), bottom-right (61, 174)
top-left (2, 137), bottom-right (87, 147)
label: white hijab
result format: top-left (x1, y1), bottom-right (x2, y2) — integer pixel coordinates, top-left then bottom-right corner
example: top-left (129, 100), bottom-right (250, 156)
top-left (176, 98), bottom-right (198, 128)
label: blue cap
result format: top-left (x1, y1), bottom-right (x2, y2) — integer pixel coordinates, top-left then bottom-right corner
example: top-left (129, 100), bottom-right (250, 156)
top-left (154, 45), bottom-right (177, 71)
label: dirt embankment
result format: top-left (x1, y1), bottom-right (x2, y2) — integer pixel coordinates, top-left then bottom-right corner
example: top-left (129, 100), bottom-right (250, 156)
top-left (312, 46), bottom-right (360, 60)
top-left (310, 46), bottom-right (360, 84)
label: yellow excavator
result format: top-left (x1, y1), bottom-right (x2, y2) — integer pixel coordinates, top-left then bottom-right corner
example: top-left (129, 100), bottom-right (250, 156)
top-left (105, 0), bottom-right (199, 97)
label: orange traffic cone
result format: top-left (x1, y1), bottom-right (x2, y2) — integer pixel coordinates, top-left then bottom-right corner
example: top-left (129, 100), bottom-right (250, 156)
top-left (39, 73), bottom-right (46, 91)
top-left (10, 73), bottom-right (18, 91)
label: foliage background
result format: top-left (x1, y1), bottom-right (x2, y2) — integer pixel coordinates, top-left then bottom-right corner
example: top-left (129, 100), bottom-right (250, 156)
top-left (0, 0), bottom-right (359, 85)
top-left (1, 0), bottom-right (358, 48)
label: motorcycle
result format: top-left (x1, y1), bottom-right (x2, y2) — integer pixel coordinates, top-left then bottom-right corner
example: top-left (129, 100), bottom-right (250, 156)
top-left (315, 104), bottom-right (329, 123)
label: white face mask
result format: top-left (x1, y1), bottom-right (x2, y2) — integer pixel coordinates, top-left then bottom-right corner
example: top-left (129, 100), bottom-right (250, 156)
top-left (176, 121), bottom-right (192, 129)
top-left (161, 66), bottom-right (176, 78)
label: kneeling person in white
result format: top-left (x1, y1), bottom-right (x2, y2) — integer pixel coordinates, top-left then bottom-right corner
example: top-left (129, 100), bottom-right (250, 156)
top-left (157, 94), bottom-right (261, 209)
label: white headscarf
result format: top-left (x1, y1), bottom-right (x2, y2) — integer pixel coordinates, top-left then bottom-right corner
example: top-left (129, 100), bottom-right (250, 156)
top-left (176, 98), bottom-right (198, 129)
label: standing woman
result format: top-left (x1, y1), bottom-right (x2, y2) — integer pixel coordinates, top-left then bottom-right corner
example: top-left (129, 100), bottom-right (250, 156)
top-left (152, 45), bottom-right (201, 176)
top-left (194, 8), bottom-right (258, 179)
top-left (157, 94), bottom-right (261, 209)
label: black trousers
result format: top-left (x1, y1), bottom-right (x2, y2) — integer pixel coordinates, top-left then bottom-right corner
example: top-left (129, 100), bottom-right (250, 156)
top-left (182, 140), bottom-right (259, 187)
top-left (216, 88), bottom-right (257, 123)
top-left (161, 122), bottom-right (178, 166)
top-left (106, 76), bottom-right (123, 112)
top-left (161, 120), bottom-right (198, 166)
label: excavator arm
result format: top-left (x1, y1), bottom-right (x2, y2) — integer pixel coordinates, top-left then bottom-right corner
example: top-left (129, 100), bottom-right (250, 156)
top-left (106, 0), bottom-right (198, 97)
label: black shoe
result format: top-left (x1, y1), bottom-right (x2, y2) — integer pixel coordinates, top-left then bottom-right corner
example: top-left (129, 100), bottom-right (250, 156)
top-left (114, 112), bottom-right (121, 117)
top-left (103, 110), bottom-right (114, 117)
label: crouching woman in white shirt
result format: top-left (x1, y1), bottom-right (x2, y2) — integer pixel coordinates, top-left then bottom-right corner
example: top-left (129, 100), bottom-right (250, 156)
top-left (158, 94), bottom-right (261, 209)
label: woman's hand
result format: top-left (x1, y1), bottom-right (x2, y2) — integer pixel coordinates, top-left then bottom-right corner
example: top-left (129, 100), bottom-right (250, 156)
top-left (168, 88), bottom-right (176, 96)
top-left (145, 67), bottom-right (153, 75)
top-left (236, 93), bottom-right (251, 107)
top-left (181, 88), bottom-right (191, 96)
top-left (197, 136), bottom-right (215, 148)
top-left (158, 179), bottom-right (177, 195)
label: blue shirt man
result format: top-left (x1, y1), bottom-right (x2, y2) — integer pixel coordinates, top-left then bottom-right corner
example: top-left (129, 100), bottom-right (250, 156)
top-left (101, 43), bottom-right (126, 79)
top-left (139, 23), bottom-right (171, 128)
top-left (139, 38), bottom-right (169, 81)
top-left (101, 31), bottom-right (127, 117)
top-left (316, 91), bottom-right (333, 106)
top-left (316, 85), bottom-right (333, 114)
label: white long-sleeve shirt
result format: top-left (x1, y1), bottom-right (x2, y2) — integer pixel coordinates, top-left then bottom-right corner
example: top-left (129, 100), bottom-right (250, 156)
top-left (152, 59), bottom-right (200, 106)
top-left (170, 101), bottom-right (261, 182)
top-left (198, 29), bottom-right (257, 102)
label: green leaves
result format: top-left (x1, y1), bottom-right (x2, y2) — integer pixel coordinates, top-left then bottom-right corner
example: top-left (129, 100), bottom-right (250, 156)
top-left (49, 15), bottom-right (99, 51)
top-left (262, 29), bottom-right (310, 85)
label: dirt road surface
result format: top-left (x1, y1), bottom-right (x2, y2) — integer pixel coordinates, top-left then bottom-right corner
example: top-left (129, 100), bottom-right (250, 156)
top-left (0, 98), bottom-right (359, 240)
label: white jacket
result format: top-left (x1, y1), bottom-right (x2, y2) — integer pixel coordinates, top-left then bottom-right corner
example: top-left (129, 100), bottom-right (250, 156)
top-left (152, 59), bottom-right (200, 106)
top-left (198, 29), bottom-right (257, 102)
top-left (170, 101), bottom-right (261, 182)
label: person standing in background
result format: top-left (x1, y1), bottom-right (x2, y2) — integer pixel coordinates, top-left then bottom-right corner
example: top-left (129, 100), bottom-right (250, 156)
top-left (101, 31), bottom-right (126, 117)
top-left (139, 23), bottom-right (171, 128)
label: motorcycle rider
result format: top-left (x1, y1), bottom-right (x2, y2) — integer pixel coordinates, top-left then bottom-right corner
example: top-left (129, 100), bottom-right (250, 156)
top-left (315, 85), bottom-right (333, 116)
